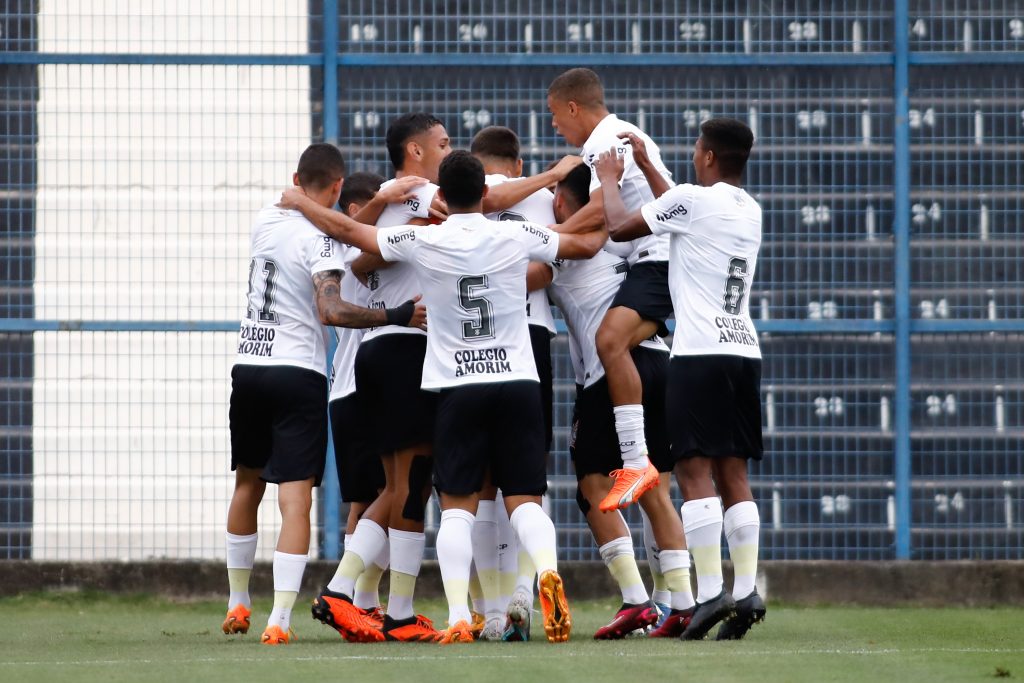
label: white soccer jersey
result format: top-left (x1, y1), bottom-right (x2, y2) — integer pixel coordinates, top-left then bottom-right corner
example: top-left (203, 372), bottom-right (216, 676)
top-left (484, 173), bottom-right (557, 335)
top-left (548, 250), bottom-right (668, 388)
top-left (362, 178), bottom-right (439, 342)
top-left (235, 204), bottom-right (348, 375)
top-left (581, 113), bottom-right (672, 265)
top-left (328, 244), bottom-right (370, 401)
top-left (376, 213), bottom-right (560, 390)
top-left (641, 182), bottom-right (763, 359)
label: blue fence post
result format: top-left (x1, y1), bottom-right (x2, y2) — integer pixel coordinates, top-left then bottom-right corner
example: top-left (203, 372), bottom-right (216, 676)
top-left (893, 0), bottom-right (913, 560)
top-left (320, 0), bottom-right (342, 561)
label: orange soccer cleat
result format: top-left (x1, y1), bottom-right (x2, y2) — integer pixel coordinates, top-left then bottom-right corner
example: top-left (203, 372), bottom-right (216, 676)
top-left (221, 604), bottom-right (251, 635)
top-left (436, 619), bottom-right (475, 645)
top-left (598, 464), bottom-right (659, 512)
top-left (538, 569), bottom-right (572, 643)
top-left (311, 586), bottom-right (385, 642)
top-left (382, 614), bottom-right (440, 642)
top-left (260, 624), bottom-right (295, 645)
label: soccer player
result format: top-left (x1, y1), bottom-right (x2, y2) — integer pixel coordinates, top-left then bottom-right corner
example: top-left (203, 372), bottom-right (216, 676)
top-left (547, 67), bottom-right (675, 512)
top-left (595, 118), bottom-right (765, 640)
top-left (312, 112), bottom-right (450, 643)
top-left (544, 163), bottom-right (695, 639)
top-left (469, 125), bottom-right (563, 641)
top-left (224, 144), bottom-right (424, 645)
top-left (281, 150), bottom-right (606, 644)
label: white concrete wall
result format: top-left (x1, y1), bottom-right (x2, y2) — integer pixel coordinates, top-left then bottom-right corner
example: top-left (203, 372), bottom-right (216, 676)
top-left (32, 2), bottom-right (318, 560)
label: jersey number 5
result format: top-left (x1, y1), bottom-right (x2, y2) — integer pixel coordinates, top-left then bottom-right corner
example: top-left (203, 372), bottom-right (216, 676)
top-left (458, 275), bottom-right (495, 341)
top-left (246, 258), bottom-right (280, 324)
top-left (723, 257), bottom-right (748, 315)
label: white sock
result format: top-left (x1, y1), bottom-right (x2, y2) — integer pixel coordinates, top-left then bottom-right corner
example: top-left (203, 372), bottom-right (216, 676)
top-left (509, 502), bottom-right (557, 575)
top-left (472, 500), bottom-right (502, 619)
top-left (640, 508), bottom-right (670, 607)
top-left (659, 549), bottom-right (696, 611)
top-left (724, 501), bottom-right (761, 600)
top-left (226, 531), bottom-right (258, 609)
top-left (437, 508), bottom-right (475, 626)
top-left (682, 497), bottom-right (725, 603)
top-left (353, 539), bottom-right (389, 609)
top-left (267, 550), bottom-right (308, 632)
top-left (613, 404), bottom-right (650, 470)
top-left (496, 492), bottom-right (518, 608)
top-left (327, 519), bottom-right (387, 596)
top-left (598, 536), bottom-right (649, 605)
top-left (387, 528), bottom-right (426, 620)
top-left (344, 533), bottom-right (353, 550)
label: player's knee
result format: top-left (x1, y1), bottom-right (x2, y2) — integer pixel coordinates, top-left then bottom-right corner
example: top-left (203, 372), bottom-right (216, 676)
top-left (595, 325), bottom-right (625, 361)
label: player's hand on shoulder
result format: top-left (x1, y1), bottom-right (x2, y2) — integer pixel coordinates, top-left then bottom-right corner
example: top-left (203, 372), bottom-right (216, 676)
top-left (617, 132), bottom-right (649, 166)
top-left (551, 154), bottom-right (584, 180)
top-left (429, 195), bottom-right (449, 223)
top-left (279, 187), bottom-right (308, 209)
top-left (377, 176), bottom-right (428, 204)
top-left (594, 146), bottom-right (625, 183)
top-left (410, 294), bottom-right (428, 331)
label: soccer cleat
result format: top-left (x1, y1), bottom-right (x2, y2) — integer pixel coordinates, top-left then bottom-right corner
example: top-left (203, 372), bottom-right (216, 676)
top-left (593, 601), bottom-right (659, 640)
top-left (311, 586), bottom-right (384, 642)
top-left (260, 624), bottom-right (295, 645)
top-left (469, 611), bottom-right (486, 640)
top-left (648, 607), bottom-right (694, 638)
top-left (653, 601), bottom-right (671, 628)
top-left (361, 605), bottom-right (386, 629)
top-left (538, 569), bottom-right (571, 643)
top-left (715, 590), bottom-right (766, 641)
top-left (479, 616), bottom-right (505, 641)
top-left (502, 590), bottom-right (532, 642)
top-left (598, 464), bottom-right (659, 512)
top-left (222, 604), bottom-right (251, 635)
top-left (436, 619), bottom-right (475, 645)
top-left (382, 614), bottom-right (439, 642)
top-left (680, 590), bottom-right (737, 641)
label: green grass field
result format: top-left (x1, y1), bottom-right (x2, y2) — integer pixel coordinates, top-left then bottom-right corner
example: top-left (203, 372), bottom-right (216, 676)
top-left (2, 592), bottom-right (1022, 683)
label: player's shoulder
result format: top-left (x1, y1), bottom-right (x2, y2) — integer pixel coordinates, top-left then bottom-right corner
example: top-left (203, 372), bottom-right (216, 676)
top-left (485, 173), bottom-right (511, 187)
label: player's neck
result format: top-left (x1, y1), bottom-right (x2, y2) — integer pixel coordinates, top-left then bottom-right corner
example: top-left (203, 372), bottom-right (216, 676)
top-left (395, 165), bottom-right (430, 182)
top-left (579, 107), bottom-right (612, 139)
top-left (703, 173), bottom-right (742, 188)
top-left (481, 162), bottom-right (519, 178)
top-left (448, 203), bottom-right (483, 216)
top-left (302, 187), bottom-right (337, 209)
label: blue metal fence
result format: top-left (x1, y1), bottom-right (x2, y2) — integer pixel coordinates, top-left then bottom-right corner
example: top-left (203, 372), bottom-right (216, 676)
top-left (0, 2), bottom-right (1021, 562)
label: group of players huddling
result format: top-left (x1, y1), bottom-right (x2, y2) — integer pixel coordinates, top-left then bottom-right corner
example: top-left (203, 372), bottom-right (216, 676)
top-left (222, 68), bottom-right (766, 646)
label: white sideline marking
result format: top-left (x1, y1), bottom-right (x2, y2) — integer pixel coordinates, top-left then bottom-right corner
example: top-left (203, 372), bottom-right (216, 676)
top-left (3, 647), bottom-right (1023, 667)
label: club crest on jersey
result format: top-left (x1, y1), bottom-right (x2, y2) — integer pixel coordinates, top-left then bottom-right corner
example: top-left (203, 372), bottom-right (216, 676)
top-left (387, 229), bottom-right (415, 246)
top-left (367, 270), bottom-right (380, 291)
top-left (655, 204), bottom-right (688, 222)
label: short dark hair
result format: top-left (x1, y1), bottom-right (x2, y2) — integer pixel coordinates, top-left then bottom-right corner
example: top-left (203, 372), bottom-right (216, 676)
top-left (699, 118), bottom-right (754, 178)
top-left (557, 162), bottom-right (592, 211)
top-left (547, 68), bottom-right (605, 108)
top-left (296, 143), bottom-right (345, 190)
top-left (386, 112), bottom-right (444, 171)
top-left (438, 150), bottom-right (486, 209)
top-left (470, 126), bottom-right (520, 162)
top-left (338, 171), bottom-right (385, 216)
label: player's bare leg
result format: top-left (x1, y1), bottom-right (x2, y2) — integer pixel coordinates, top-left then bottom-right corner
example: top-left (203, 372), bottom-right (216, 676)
top-left (712, 457), bottom-right (764, 640)
top-left (503, 494), bottom-right (571, 643)
top-left (638, 476), bottom-right (695, 637)
top-left (578, 474), bottom-right (658, 639)
top-left (597, 309), bottom-right (661, 511)
top-left (223, 466), bottom-right (265, 635)
top-left (261, 478), bottom-right (314, 645)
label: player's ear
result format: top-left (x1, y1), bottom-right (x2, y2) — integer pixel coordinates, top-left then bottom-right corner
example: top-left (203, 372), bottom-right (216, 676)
top-left (567, 100), bottom-right (579, 117)
top-left (292, 172), bottom-right (300, 187)
top-left (436, 188), bottom-right (447, 205)
top-left (514, 158), bottom-right (524, 177)
top-left (480, 184), bottom-right (489, 200)
top-left (407, 140), bottom-right (422, 162)
top-left (346, 201), bottom-right (361, 217)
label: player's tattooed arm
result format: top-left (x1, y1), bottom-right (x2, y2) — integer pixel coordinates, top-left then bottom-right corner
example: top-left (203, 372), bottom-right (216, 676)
top-left (595, 147), bottom-right (652, 242)
top-left (618, 132), bottom-right (673, 198)
top-left (481, 155), bottom-right (583, 214)
top-left (314, 270), bottom-right (387, 328)
top-left (352, 176), bottom-right (430, 224)
top-left (280, 188), bottom-right (383, 256)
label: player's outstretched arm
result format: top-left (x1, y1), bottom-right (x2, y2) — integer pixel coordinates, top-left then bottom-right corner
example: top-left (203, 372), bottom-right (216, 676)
top-left (481, 155), bottom-right (583, 214)
top-left (527, 262), bottom-right (554, 292)
top-left (313, 270), bottom-right (426, 329)
top-left (352, 176), bottom-right (429, 225)
top-left (595, 148), bottom-right (651, 242)
top-left (281, 188), bottom-right (382, 256)
top-left (553, 225), bottom-right (605, 260)
top-left (617, 132), bottom-right (673, 198)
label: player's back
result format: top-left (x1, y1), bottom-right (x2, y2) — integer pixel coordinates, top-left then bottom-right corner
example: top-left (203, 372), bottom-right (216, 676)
top-left (236, 204), bottom-right (339, 374)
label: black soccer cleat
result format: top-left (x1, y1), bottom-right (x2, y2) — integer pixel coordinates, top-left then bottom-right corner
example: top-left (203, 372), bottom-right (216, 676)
top-left (680, 590), bottom-right (736, 641)
top-left (715, 589), bottom-right (766, 641)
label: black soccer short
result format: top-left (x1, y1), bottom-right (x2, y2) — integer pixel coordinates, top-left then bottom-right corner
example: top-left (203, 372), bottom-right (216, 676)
top-left (229, 364), bottom-right (328, 485)
top-left (609, 261), bottom-right (673, 337)
top-left (529, 323), bottom-right (554, 452)
top-left (329, 394), bottom-right (386, 504)
top-left (354, 333), bottom-right (436, 456)
top-left (433, 380), bottom-right (547, 497)
top-left (569, 346), bottom-right (672, 479)
top-left (666, 354), bottom-right (764, 461)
